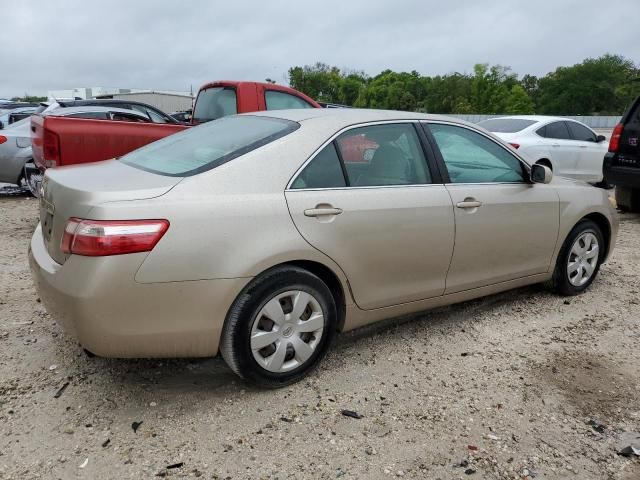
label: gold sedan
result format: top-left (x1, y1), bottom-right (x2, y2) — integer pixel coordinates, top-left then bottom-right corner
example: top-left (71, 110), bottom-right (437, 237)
top-left (29, 109), bottom-right (618, 387)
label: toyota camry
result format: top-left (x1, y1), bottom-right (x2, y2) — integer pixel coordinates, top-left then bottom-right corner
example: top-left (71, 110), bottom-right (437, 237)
top-left (29, 109), bottom-right (618, 387)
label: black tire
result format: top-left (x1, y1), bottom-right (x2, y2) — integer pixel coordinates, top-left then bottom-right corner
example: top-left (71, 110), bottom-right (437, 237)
top-left (536, 158), bottom-right (553, 171)
top-left (546, 219), bottom-right (605, 296)
top-left (220, 265), bottom-right (337, 388)
top-left (615, 186), bottom-right (640, 213)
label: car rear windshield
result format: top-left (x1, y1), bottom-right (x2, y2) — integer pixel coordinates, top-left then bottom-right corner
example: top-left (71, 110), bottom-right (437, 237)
top-left (120, 115), bottom-right (299, 177)
top-left (193, 87), bottom-right (237, 123)
top-left (478, 118), bottom-right (537, 133)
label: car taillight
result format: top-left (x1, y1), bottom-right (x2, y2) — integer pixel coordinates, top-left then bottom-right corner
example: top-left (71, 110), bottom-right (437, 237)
top-left (509, 142), bottom-right (520, 149)
top-left (61, 218), bottom-right (169, 256)
top-left (609, 123), bottom-right (623, 153)
top-left (43, 128), bottom-right (60, 167)
top-left (0, 135), bottom-right (6, 145)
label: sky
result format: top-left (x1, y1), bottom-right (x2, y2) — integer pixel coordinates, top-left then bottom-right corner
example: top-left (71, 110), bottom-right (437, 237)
top-left (2, 0), bottom-right (638, 98)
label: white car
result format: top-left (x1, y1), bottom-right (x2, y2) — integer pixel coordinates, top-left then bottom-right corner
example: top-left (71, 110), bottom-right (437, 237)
top-left (478, 116), bottom-right (608, 184)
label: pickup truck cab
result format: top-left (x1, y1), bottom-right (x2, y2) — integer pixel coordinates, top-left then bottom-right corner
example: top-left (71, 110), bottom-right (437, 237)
top-left (32, 81), bottom-right (320, 171)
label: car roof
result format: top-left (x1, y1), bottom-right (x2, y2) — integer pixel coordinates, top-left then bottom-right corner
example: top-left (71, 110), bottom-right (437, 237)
top-left (45, 106), bottom-right (149, 117)
top-left (483, 115), bottom-right (586, 123)
top-left (248, 108), bottom-right (471, 128)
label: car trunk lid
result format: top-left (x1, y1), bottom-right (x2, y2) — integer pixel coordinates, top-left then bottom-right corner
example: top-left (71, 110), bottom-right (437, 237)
top-left (39, 160), bottom-right (181, 264)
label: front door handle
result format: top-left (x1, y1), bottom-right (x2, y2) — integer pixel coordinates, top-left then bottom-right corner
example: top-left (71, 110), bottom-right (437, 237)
top-left (456, 200), bottom-right (482, 209)
top-left (304, 207), bottom-right (343, 217)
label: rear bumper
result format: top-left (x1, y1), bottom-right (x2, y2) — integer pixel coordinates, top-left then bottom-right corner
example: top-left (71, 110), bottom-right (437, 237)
top-left (603, 154), bottom-right (640, 189)
top-left (28, 223), bottom-right (250, 358)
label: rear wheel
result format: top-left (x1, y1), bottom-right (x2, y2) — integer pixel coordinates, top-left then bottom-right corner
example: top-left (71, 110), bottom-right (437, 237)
top-left (19, 163), bottom-right (42, 197)
top-left (547, 219), bottom-right (604, 296)
top-left (220, 266), bottom-right (337, 388)
top-left (615, 186), bottom-right (640, 212)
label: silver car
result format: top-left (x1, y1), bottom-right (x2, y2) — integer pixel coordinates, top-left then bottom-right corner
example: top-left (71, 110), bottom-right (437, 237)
top-left (29, 109), bottom-right (618, 387)
top-left (0, 106), bottom-right (152, 195)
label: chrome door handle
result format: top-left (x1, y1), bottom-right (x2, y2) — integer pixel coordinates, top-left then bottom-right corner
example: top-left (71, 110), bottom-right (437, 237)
top-left (456, 200), bottom-right (482, 209)
top-left (304, 207), bottom-right (343, 217)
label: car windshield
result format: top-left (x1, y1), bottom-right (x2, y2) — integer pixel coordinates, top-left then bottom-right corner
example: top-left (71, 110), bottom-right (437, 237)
top-left (478, 118), bottom-right (537, 133)
top-left (121, 115), bottom-right (299, 177)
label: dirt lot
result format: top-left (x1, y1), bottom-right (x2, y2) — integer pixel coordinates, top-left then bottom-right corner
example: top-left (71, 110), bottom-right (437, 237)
top-left (0, 192), bottom-right (639, 480)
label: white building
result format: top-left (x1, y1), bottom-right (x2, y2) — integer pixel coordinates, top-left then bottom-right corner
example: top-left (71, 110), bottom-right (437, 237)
top-left (95, 91), bottom-right (193, 113)
top-left (47, 86), bottom-right (140, 101)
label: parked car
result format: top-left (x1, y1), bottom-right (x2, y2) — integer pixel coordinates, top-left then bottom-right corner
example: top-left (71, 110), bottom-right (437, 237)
top-left (0, 105), bottom-right (39, 129)
top-left (32, 81), bottom-right (320, 171)
top-left (478, 116), bottom-right (608, 184)
top-left (29, 109), bottom-right (617, 387)
top-left (55, 99), bottom-right (180, 124)
top-left (1, 106), bottom-right (152, 195)
top-left (170, 110), bottom-right (192, 123)
top-left (603, 96), bottom-right (640, 212)
top-left (0, 118), bottom-right (34, 189)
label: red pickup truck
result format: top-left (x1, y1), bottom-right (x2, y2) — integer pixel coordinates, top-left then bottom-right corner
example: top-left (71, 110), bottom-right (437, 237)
top-left (32, 81), bottom-right (320, 170)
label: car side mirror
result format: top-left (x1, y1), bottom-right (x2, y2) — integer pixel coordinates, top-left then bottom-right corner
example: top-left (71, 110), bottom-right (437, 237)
top-left (531, 164), bottom-right (553, 184)
top-left (596, 134), bottom-right (606, 143)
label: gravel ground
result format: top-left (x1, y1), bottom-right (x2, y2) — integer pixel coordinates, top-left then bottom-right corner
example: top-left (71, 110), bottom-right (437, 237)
top-left (0, 192), bottom-right (639, 480)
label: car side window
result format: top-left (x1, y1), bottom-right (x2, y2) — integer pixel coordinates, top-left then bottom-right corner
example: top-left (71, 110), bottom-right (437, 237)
top-left (429, 123), bottom-right (526, 184)
top-left (334, 124), bottom-right (431, 186)
top-left (540, 121), bottom-right (571, 140)
top-left (291, 143), bottom-right (346, 189)
top-left (265, 91), bottom-right (314, 110)
top-left (567, 122), bottom-right (597, 142)
top-left (65, 112), bottom-right (109, 119)
top-left (110, 112), bottom-right (148, 122)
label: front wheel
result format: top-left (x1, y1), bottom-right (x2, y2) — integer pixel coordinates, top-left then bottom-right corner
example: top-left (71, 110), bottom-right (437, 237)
top-left (547, 219), bottom-right (604, 296)
top-left (220, 266), bottom-right (337, 388)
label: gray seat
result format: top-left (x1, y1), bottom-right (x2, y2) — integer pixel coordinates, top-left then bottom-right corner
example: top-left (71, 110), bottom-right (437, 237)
top-left (356, 144), bottom-right (410, 186)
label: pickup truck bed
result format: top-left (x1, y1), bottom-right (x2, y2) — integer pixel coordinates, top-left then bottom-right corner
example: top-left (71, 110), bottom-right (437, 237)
top-left (32, 81), bottom-right (320, 170)
top-left (31, 116), bottom-right (187, 169)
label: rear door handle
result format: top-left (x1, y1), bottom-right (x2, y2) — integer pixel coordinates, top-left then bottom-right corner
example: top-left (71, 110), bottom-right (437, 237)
top-left (304, 207), bottom-right (343, 217)
top-left (456, 200), bottom-right (482, 209)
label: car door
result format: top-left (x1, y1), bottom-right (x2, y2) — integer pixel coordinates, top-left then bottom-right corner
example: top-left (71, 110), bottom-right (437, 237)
top-left (566, 121), bottom-right (606, 182)
top-left (285, 122), bottom-right (455, 310)
top-left (424, 122), bottom-right (559, 294)
top-left (537, 121), bottom-right (577, 178)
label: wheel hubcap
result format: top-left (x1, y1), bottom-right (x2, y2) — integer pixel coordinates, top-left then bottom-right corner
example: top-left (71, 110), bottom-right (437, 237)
top-left (250, 290), bottom-right (324, 373)
top-left (567, 232), bottom-right (599, 287)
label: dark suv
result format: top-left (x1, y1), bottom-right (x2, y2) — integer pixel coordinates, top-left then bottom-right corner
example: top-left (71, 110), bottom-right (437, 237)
top-left (604, 97), bottom-right (640, 212)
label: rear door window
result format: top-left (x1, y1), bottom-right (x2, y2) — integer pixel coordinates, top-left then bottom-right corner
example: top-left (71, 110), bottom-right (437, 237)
top-left (193, 87), bottom-right (237, 122)
top-left (335, 124), bottom-right (431, 186)
top-left (265, 91), bottom-right (314, 110)
top-left (539, 121), bottom-right (571, 140)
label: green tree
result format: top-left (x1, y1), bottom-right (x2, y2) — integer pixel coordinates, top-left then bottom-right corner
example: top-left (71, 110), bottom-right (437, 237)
top-left (10, 94), bottom-right (47, 102)
top-left (536, 54), bottom-right (639, 114)
top-left (506, 85), bottom-right (535, 114)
